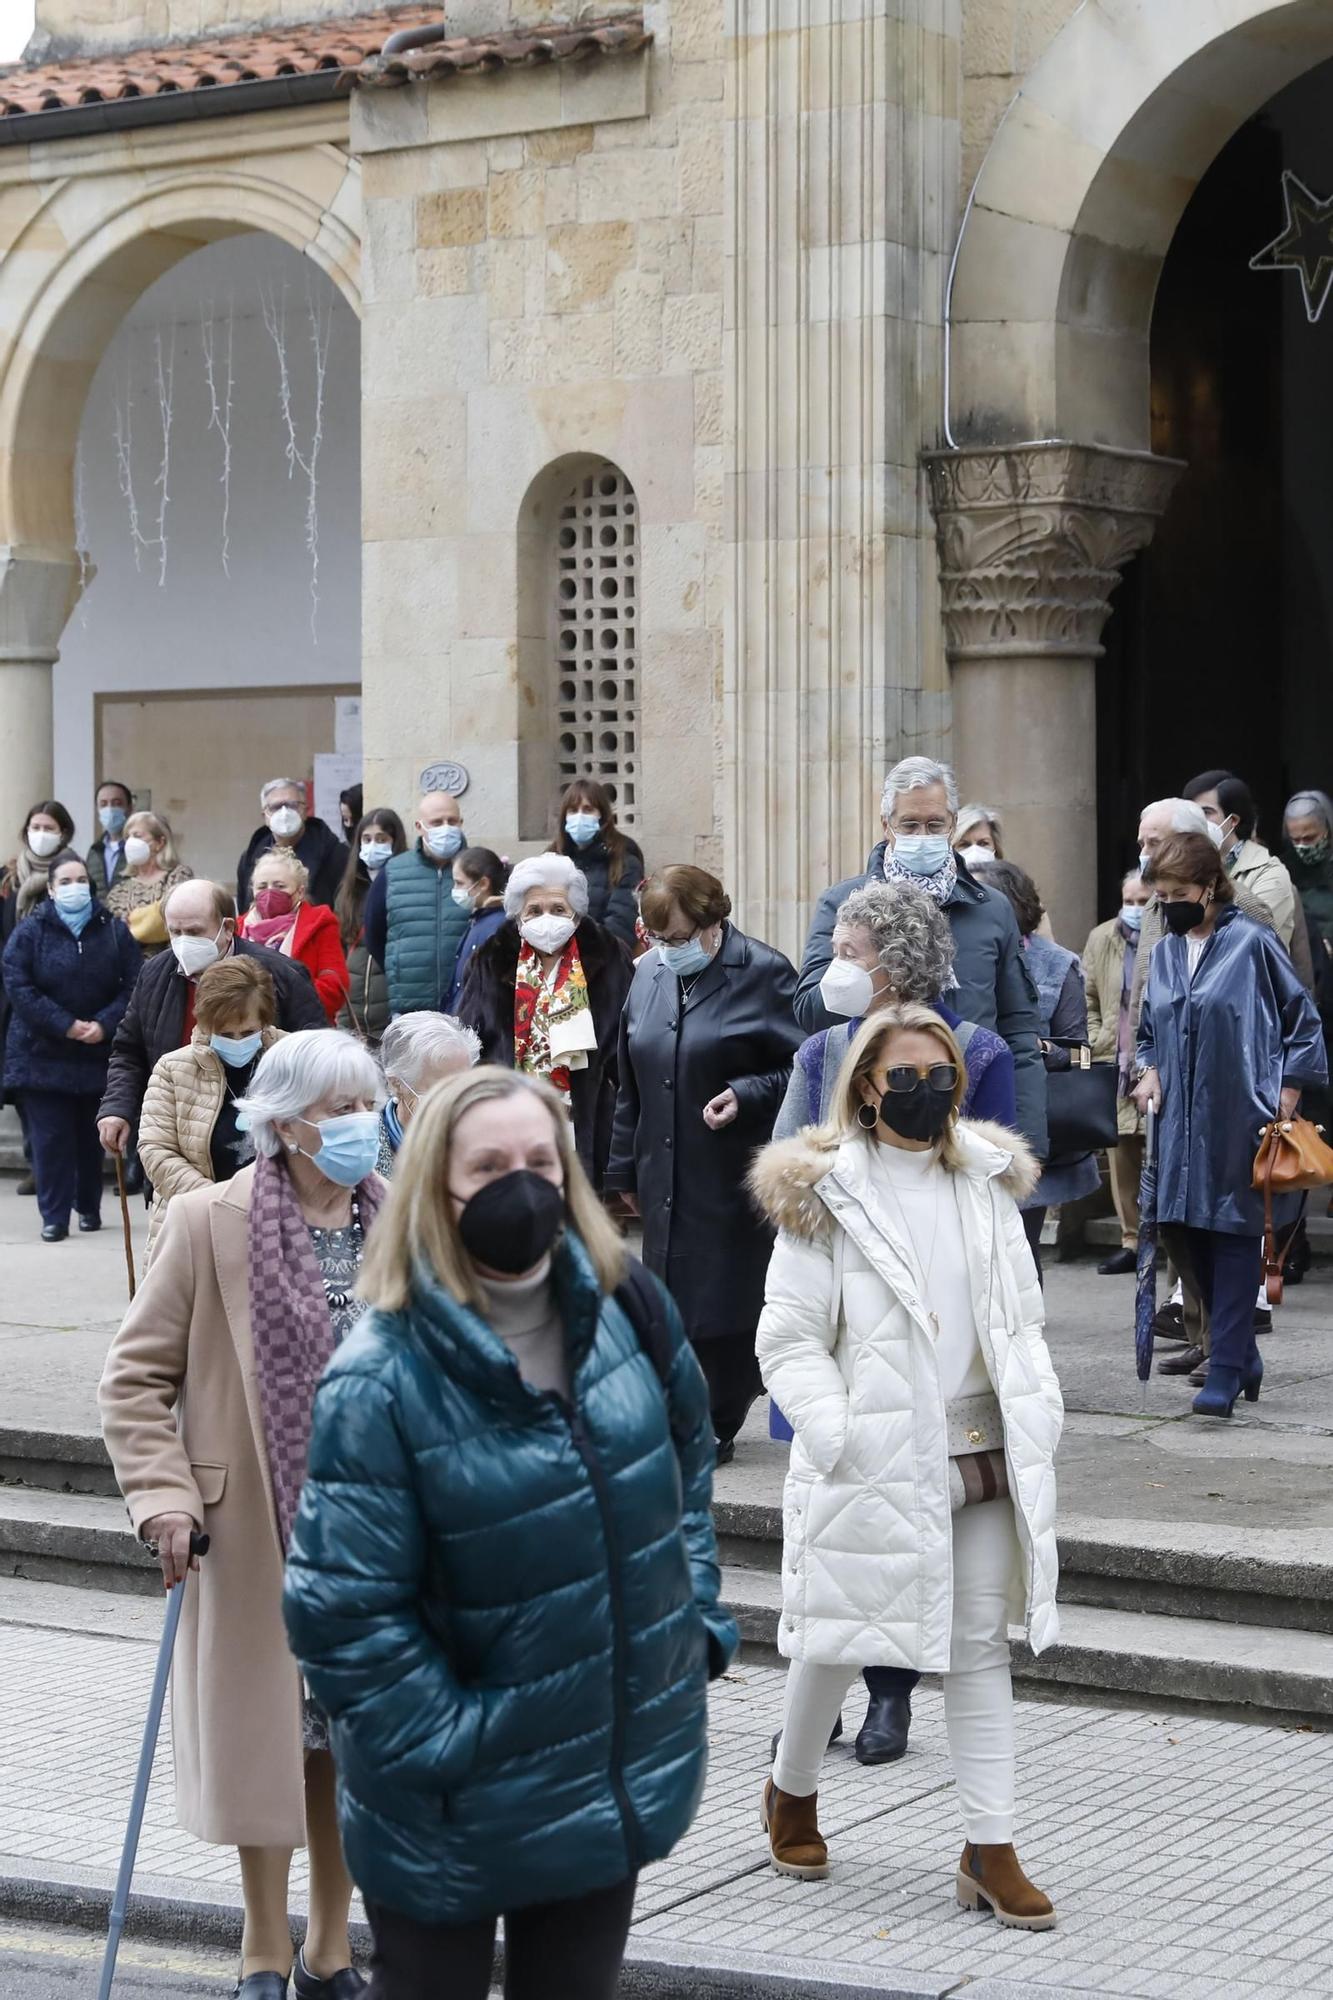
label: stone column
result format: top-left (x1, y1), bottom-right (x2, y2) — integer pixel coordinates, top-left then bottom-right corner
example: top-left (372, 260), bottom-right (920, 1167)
top-left (923, 442), bottom-right (1184, 944)
top-left (0, 549), bottom-right (82, 843)
top-left (726, 1), bottom-right (958, 960)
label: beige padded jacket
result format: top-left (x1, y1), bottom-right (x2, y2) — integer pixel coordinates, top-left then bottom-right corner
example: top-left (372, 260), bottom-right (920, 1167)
top-left (138, 1027), bottom-right (284, 1256)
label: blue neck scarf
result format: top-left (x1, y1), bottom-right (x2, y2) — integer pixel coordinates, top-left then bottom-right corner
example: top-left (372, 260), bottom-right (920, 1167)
top-left (55, 899), bottom-right (95, 939)
top-left (384, 1098), bottom-right (405, 1155)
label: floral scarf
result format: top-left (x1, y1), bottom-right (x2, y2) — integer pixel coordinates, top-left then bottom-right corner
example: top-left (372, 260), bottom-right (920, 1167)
top-left (883, 847), bottom-right (958, 906)
top-left (247, 1150), bottom-right (385, 1550)
top-left (513, 935), bottom-right (590, 1098)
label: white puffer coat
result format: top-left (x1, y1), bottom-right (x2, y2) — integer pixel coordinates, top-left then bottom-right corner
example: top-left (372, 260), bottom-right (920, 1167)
top-left (750, 1119), bottom-right (1063, 1673)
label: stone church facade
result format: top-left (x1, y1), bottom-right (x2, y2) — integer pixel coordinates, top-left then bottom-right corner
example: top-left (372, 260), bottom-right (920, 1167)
top-left (0, 0), bottom-right (1328, 948)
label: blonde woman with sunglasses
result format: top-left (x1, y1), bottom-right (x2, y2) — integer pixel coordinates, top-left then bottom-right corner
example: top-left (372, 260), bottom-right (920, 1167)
top-left (749, 1005), bottom-right (1063, 1930)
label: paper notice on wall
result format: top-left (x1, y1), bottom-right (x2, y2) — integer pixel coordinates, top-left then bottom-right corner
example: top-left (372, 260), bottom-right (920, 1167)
top-left (335, 697), bottom-right (362, 754)
top-left (313, 752), bottom-right (361, 840)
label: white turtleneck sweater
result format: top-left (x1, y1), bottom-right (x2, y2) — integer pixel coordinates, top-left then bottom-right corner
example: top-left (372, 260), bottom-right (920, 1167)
top-left (478, 1257), bottom-right (570, 1398)
top-left (866, 1140), bottom-right (990, 1402)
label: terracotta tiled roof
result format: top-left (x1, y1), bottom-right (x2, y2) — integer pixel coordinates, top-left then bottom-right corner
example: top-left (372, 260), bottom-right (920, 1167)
top-left (357, 12), bottom-right (650, 89)
top-left (0, 8), bottom-right (440, 121)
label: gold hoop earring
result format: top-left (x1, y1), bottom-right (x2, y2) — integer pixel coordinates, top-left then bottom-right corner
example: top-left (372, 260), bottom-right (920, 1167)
top-left (856, 1101), bottom-right (879, 1131)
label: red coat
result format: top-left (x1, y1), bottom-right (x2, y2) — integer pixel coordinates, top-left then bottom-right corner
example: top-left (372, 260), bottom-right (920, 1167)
top-left (243, 902), bottom-right (349, 1024)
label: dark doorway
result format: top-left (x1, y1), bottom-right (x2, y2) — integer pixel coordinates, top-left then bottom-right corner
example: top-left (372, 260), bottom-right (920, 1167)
top-left (1096, 58), bottom-right (1333, 918)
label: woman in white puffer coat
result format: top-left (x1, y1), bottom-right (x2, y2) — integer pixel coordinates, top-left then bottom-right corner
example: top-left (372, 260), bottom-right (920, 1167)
top-left (749, 1004), bottom-right (1063, 1930)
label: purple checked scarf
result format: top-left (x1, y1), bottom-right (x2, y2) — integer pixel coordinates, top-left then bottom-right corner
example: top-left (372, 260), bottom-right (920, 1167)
top-left (247, 1149), bottom-right (385, 1550)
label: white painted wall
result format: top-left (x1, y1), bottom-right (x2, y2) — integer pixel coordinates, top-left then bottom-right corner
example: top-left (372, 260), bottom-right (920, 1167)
top-left (56, 232), bottom-right (360, 848)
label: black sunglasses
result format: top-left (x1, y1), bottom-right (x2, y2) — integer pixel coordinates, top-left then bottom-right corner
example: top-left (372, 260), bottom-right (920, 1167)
top-left (883, 1062), bottom-right (958, 1096)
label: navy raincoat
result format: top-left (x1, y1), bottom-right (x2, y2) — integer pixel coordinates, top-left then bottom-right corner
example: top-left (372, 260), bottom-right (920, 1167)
top-left (283, 1234), bottom-right (737, 1927)
top-left (1137, 906), bottom-right (1326, 1236)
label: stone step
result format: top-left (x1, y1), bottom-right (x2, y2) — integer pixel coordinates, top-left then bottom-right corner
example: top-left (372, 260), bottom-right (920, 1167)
top-left (0, 1424), bottom-right (119, 1498)
top-left (720, 1563), bottom-right (1333, 1724)
top-left (715, 1497), bottom-right (1333, 1635)
top-left (0, 1485), bottom-right (157, 1595)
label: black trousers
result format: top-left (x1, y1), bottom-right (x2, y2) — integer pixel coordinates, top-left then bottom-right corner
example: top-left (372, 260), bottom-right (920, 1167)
top-left (694, 1335), bottom-right (764, 1445)
top-left (863, 1665), bottom-right (921, 1701)
top-left (22, 1090), bottom-right (103, 1230)
top-left (365, 1875), bottom-right (638, 2000)
top-left (1021, 1205), bottom-right (1046, 1286)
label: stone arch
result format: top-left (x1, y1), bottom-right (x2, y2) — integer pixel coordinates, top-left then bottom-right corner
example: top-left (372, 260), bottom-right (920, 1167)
top-left (515, 452), bottom-right (641, 843)
top-left (948, 0), bottom-right (1333, 448)
top-left (0, 160), bottom-right (359, 552)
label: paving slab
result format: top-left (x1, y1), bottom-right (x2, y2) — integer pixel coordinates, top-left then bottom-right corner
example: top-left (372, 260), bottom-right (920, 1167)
top-left (2, 1616), bottom-right (1330, 1999)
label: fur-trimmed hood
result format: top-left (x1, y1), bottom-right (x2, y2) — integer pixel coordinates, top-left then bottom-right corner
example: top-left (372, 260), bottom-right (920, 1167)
top-left (749, 1118), bottom-right (1041, 1240)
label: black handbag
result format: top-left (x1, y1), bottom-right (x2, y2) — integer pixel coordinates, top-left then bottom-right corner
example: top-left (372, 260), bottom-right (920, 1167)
top-left (1043, 1041), bottom-right (1120, 1165)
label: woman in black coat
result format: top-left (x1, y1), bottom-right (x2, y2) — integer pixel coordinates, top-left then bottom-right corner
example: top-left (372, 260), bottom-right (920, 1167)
top-left (457, 853), bottom-right (633, 1189)
top-left (2, 850), bottom-right (141, 1241)
top-left (547, 779), bottom-right (645, 950)
top-left (606, 865), bottom-right (803, 1453)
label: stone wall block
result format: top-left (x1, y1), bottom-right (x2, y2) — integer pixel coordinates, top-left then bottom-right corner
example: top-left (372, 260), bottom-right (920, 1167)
top-left (662, 291), bottom-right (722, 373)
top-left (640, 217), bottom-right (696, 293)
top-left (613, 268), bottom-right (666, 375)
top-left (694, 367), bottom-right (722, 446)
top-left (545, 220), bottom-right (636, 312)
top-left (362, 393), bottom-right (468, 543)
top-left (669, 60), bottom-right (724, 103)
top-left (576, 149), bottom-right (678, 223)
top-left (417, 186), bottom-right (489, 251)
top-left (670, 0), bottom-right (724, 65)
top-left (362, 195), bottom-right (416, 305)
top-left (364, 293), bottom-right (489, 392)
top-left (691, 212), bottom-right (723, 294)
top-left (416, 246), bottom-right (477, 297)
top-left (543, 166), bottom-right (579, 227)
top-left (488, 167), bottom-right (546, 239)
top-left (678, 116), bottom-right (725, 216)
top-left (641, 520), bottom-right (707, 633)
top-left (527, 124), bottom-right (596, 165)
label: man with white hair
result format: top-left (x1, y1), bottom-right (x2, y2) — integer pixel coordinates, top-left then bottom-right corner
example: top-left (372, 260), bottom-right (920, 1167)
top-left (365, 790), bottom-right (473, 1017)
top-left (236, 776), bottom-right (348, 914)
top-left (375, 1010), bottom-right (481, 1174)
top-left (796, 755), bottom-right (1045, 1154)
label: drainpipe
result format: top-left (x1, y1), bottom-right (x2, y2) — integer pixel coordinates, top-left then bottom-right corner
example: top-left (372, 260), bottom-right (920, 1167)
top-left (382, 15), bottom-right (448, 55)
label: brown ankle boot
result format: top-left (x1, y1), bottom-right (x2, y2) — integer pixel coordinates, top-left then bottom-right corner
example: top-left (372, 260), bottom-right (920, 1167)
top-left (760, 1778), bottom-right (829, 1879)
top-left (956, 1841), bottom-right (1055, 1930)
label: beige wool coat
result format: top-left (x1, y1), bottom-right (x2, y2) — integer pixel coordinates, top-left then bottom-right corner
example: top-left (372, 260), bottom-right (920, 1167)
top-left (137, 1029), bottom-right (284, 1255)
top-left (98, 1163), bottom-right (308, 1849)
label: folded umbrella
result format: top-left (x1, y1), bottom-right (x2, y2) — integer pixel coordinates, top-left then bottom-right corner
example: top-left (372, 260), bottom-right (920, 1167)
top-left (1135, 1104), bottom-right (1158, 1397)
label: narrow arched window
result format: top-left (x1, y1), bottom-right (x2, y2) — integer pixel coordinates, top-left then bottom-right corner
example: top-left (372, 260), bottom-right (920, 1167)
top-left (553, 462), bottom-right (639, 830)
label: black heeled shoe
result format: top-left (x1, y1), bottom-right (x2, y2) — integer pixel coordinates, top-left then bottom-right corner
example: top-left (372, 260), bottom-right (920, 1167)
top-left (855, 1690), bottom-right (912, 1765)
top-left (233, 1975), bottom-right (289, 2000)
top-left (293, 1952), bottom-right (367, 1998)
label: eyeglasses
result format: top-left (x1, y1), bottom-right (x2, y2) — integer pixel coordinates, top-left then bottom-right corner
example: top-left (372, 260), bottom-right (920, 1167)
top-left (643, 925), bottom-right (699, 949)
top-left (892, 817), bottom-right (952, 837)
top-left (882, 1063), bottom-right (958, 1095)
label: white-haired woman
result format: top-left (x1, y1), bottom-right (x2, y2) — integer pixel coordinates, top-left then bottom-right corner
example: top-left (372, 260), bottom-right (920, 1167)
top-left (954, 803), bottom-right (1005, 868)
top-left (376, 1009), bottom-right (481, 1174)
top-left (104, 810), bottom-right (193, 952)
top-left (750, 1006), bottom-right (1062, 1928)
top-left (99, 1029), bottom-right (386, 2000)
top-left (457, 852), bottom-right (633, 1188)
top-left (283, 1066), bottom-right (737, 2000)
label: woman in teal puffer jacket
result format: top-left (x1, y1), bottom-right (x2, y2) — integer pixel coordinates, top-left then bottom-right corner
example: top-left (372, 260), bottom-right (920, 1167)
top-left (283, 1066), bottom-right (737, 2000)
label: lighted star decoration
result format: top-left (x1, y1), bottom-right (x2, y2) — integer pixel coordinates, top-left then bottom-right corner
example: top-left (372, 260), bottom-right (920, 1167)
top-left (1250, 170), bottom-right (1333, 323)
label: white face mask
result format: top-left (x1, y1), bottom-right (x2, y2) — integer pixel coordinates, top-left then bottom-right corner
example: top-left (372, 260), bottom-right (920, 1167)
top-left (27, 827), bottom-right (62, 858)
top-left (521, 914), bottom-right (577, 956)
top-left (268, 805), bottom-right (302, 839)
top-left (819, 957), bottom-right (877, 1019)
top-left (360, 840), bottom-right (393, 871)
top-left (124, 835), bottom-right (154, 868)
top-left (171, 925), bottom-right (227, 977)
top-left (959, 844), bottom-right (992, 869)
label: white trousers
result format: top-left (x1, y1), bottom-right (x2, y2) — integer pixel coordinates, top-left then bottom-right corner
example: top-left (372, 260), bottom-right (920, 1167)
top-left (772, 1500), bottom-right (1018, 1844)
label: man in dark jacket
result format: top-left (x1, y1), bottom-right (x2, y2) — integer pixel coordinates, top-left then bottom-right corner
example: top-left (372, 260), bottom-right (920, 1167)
top-left (86, 778), bottom-right (134, 898)
top-left (96, 878), bottom-right (326, 1154)
top-left (236, 777), bottom-right (348, 912)
top-left (795, 756), bottom-right (1046, 1156)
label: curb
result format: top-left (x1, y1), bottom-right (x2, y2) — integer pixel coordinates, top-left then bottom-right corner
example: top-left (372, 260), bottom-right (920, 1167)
top-left (0, 1867), bottom-right (1063, 1999)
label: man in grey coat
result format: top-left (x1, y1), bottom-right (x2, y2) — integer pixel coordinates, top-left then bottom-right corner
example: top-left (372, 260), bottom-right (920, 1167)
top-left (795, 756), bottom-right (1046, 1157)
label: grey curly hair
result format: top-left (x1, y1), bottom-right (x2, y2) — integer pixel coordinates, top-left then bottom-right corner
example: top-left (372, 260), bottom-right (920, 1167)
top-left (833, 881), bottom-right (956, 1002)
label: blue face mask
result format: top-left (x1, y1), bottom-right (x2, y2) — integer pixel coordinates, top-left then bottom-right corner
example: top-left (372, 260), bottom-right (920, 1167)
top-left (891, 834), bottom-right (952, 878)
top-left (211, 1031), bottom-right (263, 1068)
top-left (360, 841), bottom-right (392, 872)
top-left (659, 938), bottom-right (713, 977)
top-left (302, 1109), bottom-right (381, 1188)
top-left (452, 883), bottom-right (473, 908)
top-left (99, 805), bottom-right (127, 837)
top-left (1119, 904), bottom-right (1144, 934)
top-left (423, 825), bottom-right (464, 860)
top-left (53, 882), bottom-right (95, 936)
top-left (565, 811), bottom-right (601, 847)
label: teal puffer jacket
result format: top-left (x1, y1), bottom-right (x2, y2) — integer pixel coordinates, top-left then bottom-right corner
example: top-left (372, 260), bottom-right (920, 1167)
top-left (283, 1235), bottom-right (738, 1926)
top-left (383, 844), bottom-right (469, 1014)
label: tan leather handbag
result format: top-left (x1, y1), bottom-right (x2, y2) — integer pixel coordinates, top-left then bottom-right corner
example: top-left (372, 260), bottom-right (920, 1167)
top-left (1252, 1116), bottom-right (1333, 1304)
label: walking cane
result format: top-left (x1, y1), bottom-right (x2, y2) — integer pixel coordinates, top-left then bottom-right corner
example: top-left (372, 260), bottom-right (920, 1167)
top-left (96, 1532), bottom-right (209, 2000)
top-left (113, 1152), bottom-right (137, 1301)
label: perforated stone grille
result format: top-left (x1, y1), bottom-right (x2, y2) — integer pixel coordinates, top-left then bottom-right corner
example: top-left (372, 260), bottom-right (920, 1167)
top-left (554, 464), bottom-right (638, 829)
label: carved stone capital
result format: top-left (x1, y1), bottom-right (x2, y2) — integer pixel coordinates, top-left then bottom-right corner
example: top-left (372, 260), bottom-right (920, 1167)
top-left (923, 442), bottom-right (1185, 662)
top-left (0, 545), bottom-right (85, 665)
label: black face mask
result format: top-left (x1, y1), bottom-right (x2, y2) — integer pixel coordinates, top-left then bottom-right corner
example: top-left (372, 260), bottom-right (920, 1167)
top-left (456, 1170), bottom-right (565, 1274)
top-left (1162, 898), bottom-right (1207, 937)
top-left (876, 1084), bottom-right (954, 1144)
